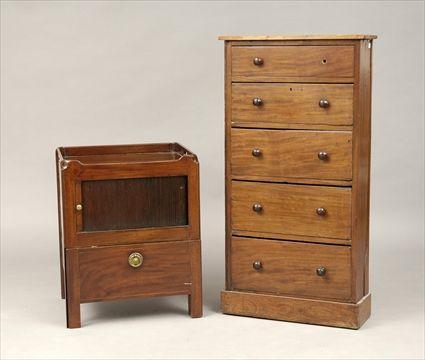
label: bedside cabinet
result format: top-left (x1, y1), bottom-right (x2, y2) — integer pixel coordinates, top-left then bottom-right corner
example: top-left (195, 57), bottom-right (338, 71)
top-left (219, 35), bottom-right (376, 329)
top-left (56, 143), bottom-right (202, 328)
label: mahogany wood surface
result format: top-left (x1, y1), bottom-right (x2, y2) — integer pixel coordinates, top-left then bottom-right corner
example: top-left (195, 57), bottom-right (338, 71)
top-left (221, 291), bottom-right (371, 329)
top-left (81, 176), bottom-right (188, 232)
top-left (232, 46), bottom-right (354, 82)
top-left (78, 241), bottom-right (192, 302)
top-left (219, 35), bottom-right (377, 40)
top-left (231, 237), bottom-right (351, 301)
top-left (56, 143), bottom-right (202, 327)
top-left (232, 83), bottom-right (353, 127)
top-left (231, 128), bottom-right (352, 181)
top-left (232, 181), bottom-right (352, 240)
top-left (351, 40), bottom-right (373, 301)
top-left (221, 36), bottom-right (375, 328)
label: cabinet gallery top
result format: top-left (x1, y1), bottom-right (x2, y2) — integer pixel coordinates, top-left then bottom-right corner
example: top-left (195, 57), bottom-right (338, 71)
top-left (218, 34), bottom-right (377, 41)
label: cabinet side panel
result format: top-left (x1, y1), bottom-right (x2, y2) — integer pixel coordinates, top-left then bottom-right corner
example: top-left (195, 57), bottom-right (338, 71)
top-left (351, 40), bottom-right (372, 301)
top-left (225, 41), bottom-right (233, 289)
top-left (56, 150), bottom-right (65, 299)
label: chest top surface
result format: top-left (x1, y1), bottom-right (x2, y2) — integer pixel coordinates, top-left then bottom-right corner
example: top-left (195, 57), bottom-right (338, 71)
top-left (218, 34), bottom-right (377, 41)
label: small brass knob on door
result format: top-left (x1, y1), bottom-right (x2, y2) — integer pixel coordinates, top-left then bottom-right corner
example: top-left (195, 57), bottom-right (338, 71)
top-left (319, 99), bottom-right (330, 108)
top-left (316, 266), bottom-right (327, 276)
top-left (316, 207), bottom-right (327, 216)
top-left (318, 151), bottom-right (329, 160)
top-left (75, 204), bottom-right (83, 211)
top-left (252, 203), bottom-right (263, 212)
top-left (252, 148), bottom-right (262, 157)
top-left (252, 98), bottom-right (263, 106)
top-left (253, 261), bottom-right (262, 270)
top-left (128, 252), bottom-right (144, 268)
top-left (253, 57), bottom-right (264, 66)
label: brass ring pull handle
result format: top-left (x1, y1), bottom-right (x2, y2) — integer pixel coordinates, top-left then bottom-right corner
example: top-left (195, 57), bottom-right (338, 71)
top-left (316, 266), bottom-right (327, 276)
top-left (318, 151), bottom-right (329, 160)
top-left (253, 57), bottom-right (264, 66)
top-left (128, 252), bottom-right (144, 268)
top-left (319, 99), bottom-right (330, 108)
top-left (253, 261), bottom-right (262, 270)
top-left (316, 207), bottom-right (327, 216)
top-left (252, 98), bottom-right (263, 106)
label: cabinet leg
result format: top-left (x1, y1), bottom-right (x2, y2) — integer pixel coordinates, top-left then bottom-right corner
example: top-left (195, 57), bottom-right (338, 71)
top-left (188, 241), bottom-right (203, 318)
top-left (60, 263), bottom-right (66, 300)
top-left (66, 298), bottom-right (81, 328)
top-left (65, 249), bottom-right (81, 328)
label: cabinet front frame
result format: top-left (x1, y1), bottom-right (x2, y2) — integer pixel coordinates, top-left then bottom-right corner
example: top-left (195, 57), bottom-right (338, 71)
top-left (224, 39), bottom-right (372, 304)
top-left (61, 156), bottom-right (200, 248)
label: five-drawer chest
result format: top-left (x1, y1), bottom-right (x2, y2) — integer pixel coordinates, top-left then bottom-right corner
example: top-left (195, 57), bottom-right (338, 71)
top-left (219, 35), bottom-right (376, 329)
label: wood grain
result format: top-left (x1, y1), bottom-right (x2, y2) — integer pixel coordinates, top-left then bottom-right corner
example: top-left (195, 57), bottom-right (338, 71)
top-left (65, 249), bottom-right (81, 328)
top-left (219, 35), bottom-right (377, 40)
top-left (231, 175), bottom-right (351, 187)
top-left (188, 241), bottom-right (203, 318)
top-left (351, 40), bottom-right (373, 301)
top-left (232, 181), bottom-right (352, 240)
top-left (231, 230), bottom-right (350, 245)
top-left (61, 153), bottom-right (200, 248)
top-left (231, 237), bottom-right (351, 301)
top-left (232, 46), bottom-right (354, 82)
top-left (221, 37), bottom-right (374, 329)
top-left (221, 291), bottom-right (371, 329)
top-left (224, 41), bottom-right (234, 289)
top-left (56, 149), bottom-right (66, 299)
top-left (78, 241), bottom-right (192, 302)
top-left (231, 128), bottom-right (352, 181)
top-left (81, 176), bottom-right (188, 232)
top-left (57, 143), bottom-right (202, 327)
top-left (232, 83), bottom-right (353, 126)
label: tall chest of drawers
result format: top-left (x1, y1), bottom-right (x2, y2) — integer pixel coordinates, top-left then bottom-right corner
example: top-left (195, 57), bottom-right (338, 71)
top-left (219, 35), bottom-right (376, 329)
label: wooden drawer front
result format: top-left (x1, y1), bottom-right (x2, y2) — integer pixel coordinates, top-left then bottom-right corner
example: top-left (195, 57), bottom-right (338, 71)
top-left (232, 181), bottom-right (351, 240)
top-left (231, 46), bottom-right (354, 82)
top-left (231, 237), bottom-right (351, 301)
top-left (79, 242), bottom-right (191, 302)
top-left (231, 129), bottom-right (352, 181)
top-left (232, 83), bottom-right (353, 127)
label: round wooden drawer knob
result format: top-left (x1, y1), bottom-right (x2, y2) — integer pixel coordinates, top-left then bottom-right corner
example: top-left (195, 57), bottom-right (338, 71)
top-left (252, 98), bottom-right (263, 106)
top-left (318, 151), bottom-right (329, 160)
top-left (253, 261), bottom-right (262, 270)
top-left (316, 266), bottom-right (327, 276)
top-left (128, 252), bottom-right (144, 268)
top-left (252, 203), bottom-right (263, 212)
top-left (252, 148), bottom-right (262, 157)
top-left (319, 99), bottom-right (330, 108)
top-left (316, 207), bottom-right (327, 216)
top-left (253, 57), bottom-right (264, 66)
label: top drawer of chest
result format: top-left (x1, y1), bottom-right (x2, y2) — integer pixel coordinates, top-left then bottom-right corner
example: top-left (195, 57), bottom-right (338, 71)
top-left (231, 46), bottom-right (355, 82)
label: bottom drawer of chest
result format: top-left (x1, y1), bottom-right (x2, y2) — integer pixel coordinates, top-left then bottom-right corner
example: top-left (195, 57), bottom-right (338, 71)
top-left (75, 241), bottom-right (193, 302)
top-left (231, 237), bottom-right (352, 302)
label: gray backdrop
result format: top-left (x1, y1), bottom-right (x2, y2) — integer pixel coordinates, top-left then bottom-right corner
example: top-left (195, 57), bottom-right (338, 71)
top-left (1, 1), bottom-right (424, 359)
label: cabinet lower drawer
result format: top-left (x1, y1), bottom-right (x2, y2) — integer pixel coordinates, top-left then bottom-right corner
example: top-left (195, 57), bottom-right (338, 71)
top-left (231, 83), bottom-right (353, 127)
top-left (77, 241), bottom-right (192, 302)
top-left (231, 237), bottom-right (352, 301)
top-left (231, 128), bottom-right (352, 181)
top-left (232, 181), bottom-right (351, 240)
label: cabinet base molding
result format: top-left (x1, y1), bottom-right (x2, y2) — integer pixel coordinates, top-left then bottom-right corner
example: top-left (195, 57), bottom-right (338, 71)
top-left (221, 290), bottom-right (371, 329)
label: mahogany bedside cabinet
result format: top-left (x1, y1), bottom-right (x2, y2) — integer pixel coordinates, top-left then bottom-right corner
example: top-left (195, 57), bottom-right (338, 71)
top-left (56, 143), bottom-right (202, 328)
top-left (219, 35), bottom-right (376, 329)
